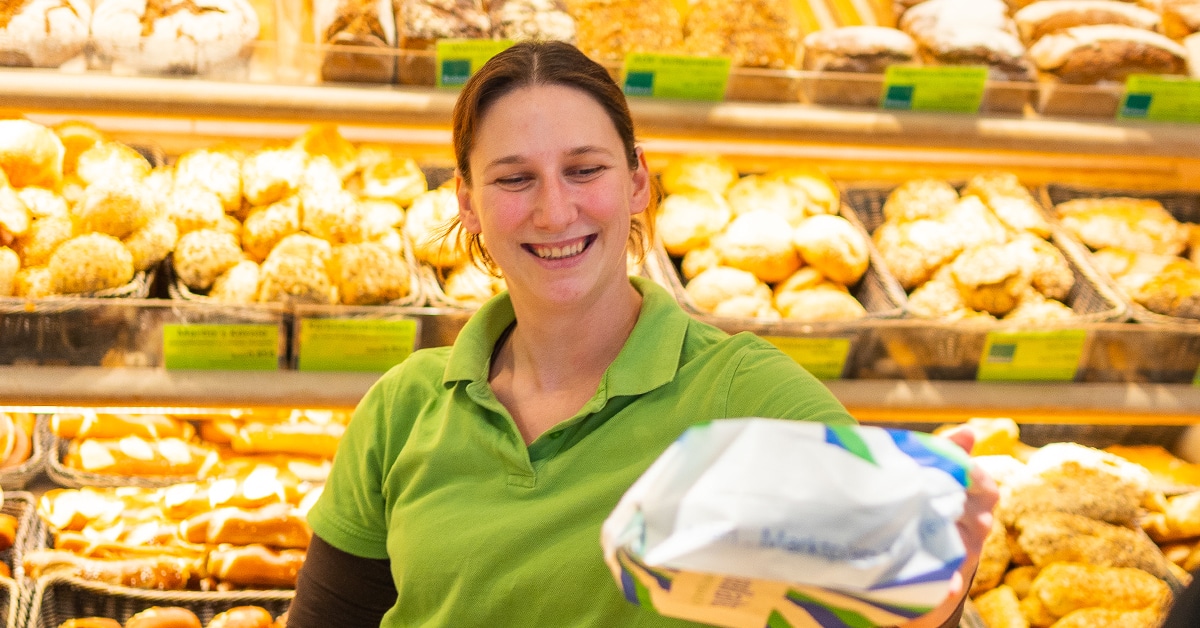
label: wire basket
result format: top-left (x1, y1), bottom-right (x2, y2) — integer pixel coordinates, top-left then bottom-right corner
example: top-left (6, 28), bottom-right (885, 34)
top-left (1042, 184), bottom-right (1200, 325)
top-left (27, 574), bottom-right (291, 628)
top-left (0, 416), bottom-right (48, 491)
top-left (3, 491), bottom-right (38, 628)
top-left (44, 430), bottom-right (203, 490)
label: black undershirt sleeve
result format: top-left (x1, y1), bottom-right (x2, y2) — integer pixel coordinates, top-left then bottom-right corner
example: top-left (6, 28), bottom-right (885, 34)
top-left (287, 533), bottom-right (397, 628)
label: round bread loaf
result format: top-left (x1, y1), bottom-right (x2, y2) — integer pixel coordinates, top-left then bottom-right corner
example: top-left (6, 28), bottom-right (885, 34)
top-left (0, 0), bottom-right (91, 68)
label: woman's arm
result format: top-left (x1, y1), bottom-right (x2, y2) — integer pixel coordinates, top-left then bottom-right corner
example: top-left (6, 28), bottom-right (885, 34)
top-left (288, 534), bottom-right (397, 628)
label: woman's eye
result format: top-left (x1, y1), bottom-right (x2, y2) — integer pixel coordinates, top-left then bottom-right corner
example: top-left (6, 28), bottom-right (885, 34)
top-left (494, 175), bottom-right (531, 188)
top-left (570, 166), bottom-right (606, 179)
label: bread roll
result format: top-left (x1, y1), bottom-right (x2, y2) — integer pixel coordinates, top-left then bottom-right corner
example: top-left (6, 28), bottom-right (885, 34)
top-left (1014, 1), bottom-right (1161, 44)
top-left (684, 266), bottom-right (772, 313)
top-left (49, 233), bottom-right (136, 295)
top-left (181, 503), bottom-right (311, 548)
top-left (0, 119), bottom-right (65, 189)
top-left (792, 214), bottom-right (870, 286)
top-left (0, 189), bottom-right (30, 249)
top-left (208, 607), bottom-right (275, 628)
top-left (231, 421), bottom-right (345, 458)
top-left (711, 210), bottom-right (802, 283)
top-left (207, 544), bottom-right (306, 588)
top-left (173, 228), bottom-right (245, 292)
top-left (57, 619), bottom-right (123, 628)
top-left (774, 286), bottom-right (866, 321)
top-left (961, 171), bottom-right (1051, 238)
top-left (882, 178), bottom-right (959, 223)
top-left (124, 607), bottom-right (202, 628)
top-left (1055, 197), bottom-right (1188, 256)
top-left (65, 436), bottom-right (213, 476)
top-left (658, 190), bottom-right (732, 256)
top-left (659, 153), bottom-right (739, 197)
top-left (872, 217), bottom-right (962, 289)
top-left (1029, 24), bottom-right (1188, 83)
top-left (52, 411), bottom-right (193, 440)
top-left (725, 174), bottom-right (809, 226)
top-left (950, 242), bottom-right (1032, 316)
top-left (972, 585), bottom-right (1027, 628)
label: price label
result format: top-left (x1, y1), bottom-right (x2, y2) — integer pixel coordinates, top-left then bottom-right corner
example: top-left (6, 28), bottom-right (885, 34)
top-left (163, 324), bottom-right (279, 371)
top-left (436, 39), bottom-right (514, 87)
top-left (297, 318), bottom-right (418, 372)
top-left (976, 329), bottom-right (1086, 382)
top-left (762, 336), bottom-right (851, 380)
top-left (1119, 74), bottom-right (1200, 124)
top-left (622, 53), bottom-right (730, 101)
top-left (881, 65), bottom-right (988, 114)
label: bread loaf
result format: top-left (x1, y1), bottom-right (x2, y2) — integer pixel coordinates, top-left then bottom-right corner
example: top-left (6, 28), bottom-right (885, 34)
top-left (0, 0), bottom-right (91, 68)
top-left (90, 0), bottom-right (260, 75)
top-left (394, 0), bottom-right (490, 84)
top-left (314, 0), bottom-right (396, 83)
top-left (801, 26), bottom-right (918, 73)
top-left (125, 607), bottom-right (203, 628)
top-left (1014, 1), bottom-right (1161, 44)
top-left (488, 0), bottom-right (576, 42)
top-left (1029, 24), bottom-right (1188, 83)
top-left (567, 0), bottom-right (683, 65)
top-left (900, 0), bottom-right (1036, 80)
top-left (681, 0), bottom-right (801, 69)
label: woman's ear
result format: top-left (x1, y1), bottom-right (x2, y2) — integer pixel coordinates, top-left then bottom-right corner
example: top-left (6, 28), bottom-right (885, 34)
top-left (456, 173), bottom-right (482, 234)
top-left (630, 147), bottom-right (651, 216)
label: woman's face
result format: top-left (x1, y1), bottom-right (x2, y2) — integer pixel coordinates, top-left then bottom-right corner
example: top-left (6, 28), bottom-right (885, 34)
top-left (457, 84), bottom-right (649, 307)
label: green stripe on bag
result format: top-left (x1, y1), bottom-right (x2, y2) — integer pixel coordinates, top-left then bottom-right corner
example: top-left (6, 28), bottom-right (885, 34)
top-left (826, 425), bottom-right (876, 465)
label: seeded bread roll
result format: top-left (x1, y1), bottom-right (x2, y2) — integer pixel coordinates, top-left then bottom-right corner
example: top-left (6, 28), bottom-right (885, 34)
top-left (802, 26), bottom-right (918, 73)
top-left (0, 0), bottom-right (91, 68)
top-left (567, 0), bottom-right (683, 65)
top-left (681, 0), bottom-right (801, 69)
top-left (1029, 24), bottom-right (1188, 83)
top-left (315, 0), bottom-right (396, 83)
top-left (1014, 1), bottom-right (1161, 44)
top-left (90, 0), bottom-right (260, 75)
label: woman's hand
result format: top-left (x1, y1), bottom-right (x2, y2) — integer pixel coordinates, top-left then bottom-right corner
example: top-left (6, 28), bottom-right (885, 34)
top-left (902, 426), bottom-right (1000, 628)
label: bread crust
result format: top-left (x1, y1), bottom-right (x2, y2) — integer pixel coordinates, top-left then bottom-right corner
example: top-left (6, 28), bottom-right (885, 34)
top-left (1029, 24), bottom-right (1188, 83)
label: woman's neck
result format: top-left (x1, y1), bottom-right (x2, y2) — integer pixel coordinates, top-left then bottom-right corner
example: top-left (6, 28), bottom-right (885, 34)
top-left (496, 279), bottom-right (643, 394)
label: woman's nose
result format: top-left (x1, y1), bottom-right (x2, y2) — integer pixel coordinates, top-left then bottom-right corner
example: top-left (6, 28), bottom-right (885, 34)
top-left (532, 178), bottom-right (577, 231)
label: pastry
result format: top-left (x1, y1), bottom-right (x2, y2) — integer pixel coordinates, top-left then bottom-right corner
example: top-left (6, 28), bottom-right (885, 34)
top-left (725, 174), bottom-right (809, 227)
top-left (961, 171), bottom-right (1052, 238)
top-left (166, 185), bottom-right (226, 236)
top-left (241, 195), bottom-right (301, 262)
top-left (1159, 0), bottom-right (1200, 39)
top-left (680, 245), bottom-right (720, 281)
top-left (299, 187), bottom-right (368, 244)
top-left (292, 125), bottom-right (358, 182)
top-left (950, 242), bottom-right (1032, 316)
top-left (1029, 24), bottom-right (1189, 83)
top-left (174, 148), bottom-right (244, 214)
top-left (1056, 197), bottom-right (1188, 256)
top-left (53, 120), bottom-right (107, 175)
top-left (16, 186), bottom-right (68, 219)
top-left (1009, 233), bottom-right (1075, 301)
top-left (872, 217), bottom-right (962, 289)
top-left (802, 26), bottom-right (918, 74)
top-left (681, 0), bottom-right (801, 69)
top-left (0, 0), bottom-right (91, 68)
top-left (241, 148), bottom-right (308, 206)
top-left (356, 149), bottom-right (427, 207)
top-left (900, 0), bottom-right (1036, 80)
top-left (657, 189), bottom-right (732, 257)
top-left (122, 217), bottom-right (179, 272)
top-left (0, 187), bottom-right (30, 247)
top-left (90, 0), bottom-right (260, 75)
top-left (442, 261), bottom-right (505, 306)
top-left (710, 210), bottom-right (802, 283)
top-left (75, 140), bottom-right (152, 187)
top-left (0, 247), bottom-right (16, 297)
top-left (209, 259), bottom-right (261, 303)
top-left (257, 235), bottom-right (337, 304)
top-left (684, 265), bottom-right (772, 313)
top-left (764, 166), bottom-right (841, 216)
top-left (48, 233), bottom-right (136, 295)
top-left (882, 178), bottom-right (959, 223)
top-left (405, 187), bottom-right (465, 268)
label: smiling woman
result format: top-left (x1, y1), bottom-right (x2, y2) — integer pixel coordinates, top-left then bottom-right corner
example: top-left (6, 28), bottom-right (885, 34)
top-left (287, 40), bottom-right (996, 628)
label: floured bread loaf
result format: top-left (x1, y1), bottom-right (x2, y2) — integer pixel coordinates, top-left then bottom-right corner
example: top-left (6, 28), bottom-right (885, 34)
top-left (90, 0), bottom-right (260, 75)
top-left (801, 26), bottom-right (918, 73)
top-left (1029, 24), bottom-right (1188, 83)
top-left (0, 0), bottom-right (91, 68)
top-left (489, 0), bottom-right (576, 43)
top-left (1014, 1), bottom-right (1161, 45)
top-left (900, 0), bottom-right (1036, 80)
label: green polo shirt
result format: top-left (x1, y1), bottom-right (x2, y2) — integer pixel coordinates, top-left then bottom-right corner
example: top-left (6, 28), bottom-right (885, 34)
top-left (308, 276), bottom-right (854, 627)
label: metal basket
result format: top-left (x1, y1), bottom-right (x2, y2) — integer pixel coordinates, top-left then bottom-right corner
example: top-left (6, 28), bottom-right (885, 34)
top-left (1042, 183), bottom-right (1200, 326)
top-left (44, 431), bottom-right (202, 490)
top-left (27, 574), bottom-right (291, 628)
top-left (0, 417), bottom-right (48, 491)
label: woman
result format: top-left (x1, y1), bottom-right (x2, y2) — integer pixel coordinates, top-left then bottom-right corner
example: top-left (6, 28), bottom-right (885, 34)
top-left (290, 40), bottom-right (996, 627)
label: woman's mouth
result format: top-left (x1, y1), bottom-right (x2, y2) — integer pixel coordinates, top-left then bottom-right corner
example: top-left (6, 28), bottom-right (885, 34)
top-left (526, 235), bottom-right (595, 260)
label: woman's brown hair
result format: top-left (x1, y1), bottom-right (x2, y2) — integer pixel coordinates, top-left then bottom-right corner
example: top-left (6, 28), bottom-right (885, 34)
top-left (442, 40), bottom-right (659, 275)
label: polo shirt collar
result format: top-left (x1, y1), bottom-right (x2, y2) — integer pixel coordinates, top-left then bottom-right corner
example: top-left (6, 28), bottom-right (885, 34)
top-left (443, 276), bottom-right (689, 397)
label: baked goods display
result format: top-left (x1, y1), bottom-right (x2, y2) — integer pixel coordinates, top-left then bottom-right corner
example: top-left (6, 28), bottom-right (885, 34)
top-left (936, 418), bottom-right (1187, 628)
top-left (863, 172), bottom-right (1084, 323)
top-left (0, 119), bottom-right (165, 298)
top-left (680, 0), bottom-right (802, 70)
top-left (167, 125), bottom-right (420, 306)
top-left (89, 0), bottom-right (261, 76)
top-left (656, 153), bottom-right (887, 323)
top-left (899, 0), bottom-right (1036, 82)
top-left (312, 0), bottom-right (397, 83)
top-left (800, 25), bottom-right (919, 106)
top-left (1050, 192), bottom-right (1200, 322)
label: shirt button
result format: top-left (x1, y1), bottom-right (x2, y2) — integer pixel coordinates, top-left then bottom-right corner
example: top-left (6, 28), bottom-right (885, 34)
top-left (550, 432), bottom-right (562, 439)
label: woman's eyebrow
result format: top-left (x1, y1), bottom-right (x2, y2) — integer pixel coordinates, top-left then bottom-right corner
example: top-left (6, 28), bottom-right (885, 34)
top-left (483, 145), bottom-right (617, 171)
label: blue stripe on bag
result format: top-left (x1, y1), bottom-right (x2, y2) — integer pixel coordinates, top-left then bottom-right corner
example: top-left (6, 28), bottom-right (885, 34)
top-left (870, 558), bottom-right (964, 589)
top-left (886, 429), bottom-right (969, 487)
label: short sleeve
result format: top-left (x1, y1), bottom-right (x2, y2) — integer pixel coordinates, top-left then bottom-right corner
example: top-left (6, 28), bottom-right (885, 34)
top-left (724, 336), bottom-right (856, 426)
top-left (306, 369), bottom-right (400, 560)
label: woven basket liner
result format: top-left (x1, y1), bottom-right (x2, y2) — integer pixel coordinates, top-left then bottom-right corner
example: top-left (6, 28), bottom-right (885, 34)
top-left (5, 491), bottom-right (41, 628)
top-left (28, 574), bottom-right (291, 628)
top-left (164, 239), bottom-right (425, 307)
top-left (45, 429), bottom-right (202, 490)
top-left (1042, 184), bottom-right (1200, 325)
top-left (658, 204), bottom-right (908, 325)
top-left (0, 417), bottom-right (50, 491)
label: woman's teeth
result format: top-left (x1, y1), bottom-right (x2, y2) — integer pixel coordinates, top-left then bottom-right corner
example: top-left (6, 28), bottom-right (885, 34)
top-left (532, 239), bottom-right (586, 260)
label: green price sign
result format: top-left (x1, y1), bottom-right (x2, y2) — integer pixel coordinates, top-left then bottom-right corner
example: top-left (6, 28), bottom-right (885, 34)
top-left (976, 329), bottom-right (1086, 382)
top-left (436, 39), bottom-right (514, 87)
top-left (163, 324), bottom-right (279, 371)
top-left (1119, 74), bottom-right (1200, 124)
top-left (297, 318), bottom-right (418, 372)
top-left (762, 336), bottom-right (851, 380)
top-left (881, 65), bottom-right (988, 114)
top-left (621, 53), bottom-right (730, 101)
